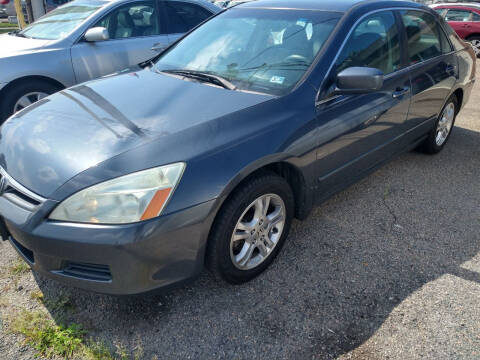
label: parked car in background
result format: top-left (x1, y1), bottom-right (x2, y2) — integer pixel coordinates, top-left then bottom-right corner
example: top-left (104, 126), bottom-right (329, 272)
top-left (0, 0), bottom-right (219, 121)
top-left (45, 0), bottom-right (72, 12)
top-left (0, 0), bottom-right (16, 17)
top-left (0, 0), bottom-right (475, 295)
top-left (0, 6), bottom-right (7, 18)
top-left (432, 3), bottom-right (480, 55)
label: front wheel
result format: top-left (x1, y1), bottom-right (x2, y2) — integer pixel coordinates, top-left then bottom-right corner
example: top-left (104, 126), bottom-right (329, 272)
top-left (207, 172), bottom-right (294, 284)
top-left (419, 94), bottom-right (458, 154)
top-left (0, 80), bottom-right (62, 123)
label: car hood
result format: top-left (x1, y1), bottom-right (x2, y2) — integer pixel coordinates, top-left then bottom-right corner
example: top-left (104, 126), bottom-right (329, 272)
top-left (0, 33), bottom-right (52, 57)
top-left (0, 69), bottom-right (272, 197)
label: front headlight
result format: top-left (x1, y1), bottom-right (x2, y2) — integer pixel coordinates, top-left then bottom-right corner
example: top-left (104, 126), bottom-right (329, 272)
top-left (49, 163), bottom-right (185, 224)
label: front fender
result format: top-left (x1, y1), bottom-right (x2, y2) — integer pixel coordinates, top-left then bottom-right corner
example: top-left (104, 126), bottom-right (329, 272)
top-left (0, 49), bottom-right (75, 88)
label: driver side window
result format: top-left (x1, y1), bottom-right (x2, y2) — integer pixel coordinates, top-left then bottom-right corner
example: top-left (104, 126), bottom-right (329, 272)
top-left (336, 11), bottom-right (401, 75)
top-left (94, 1), bottom-right (160, 40)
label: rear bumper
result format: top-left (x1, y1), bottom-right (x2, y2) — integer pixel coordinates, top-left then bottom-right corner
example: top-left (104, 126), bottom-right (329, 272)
top-left (3, 199), bottom-right (218, 295)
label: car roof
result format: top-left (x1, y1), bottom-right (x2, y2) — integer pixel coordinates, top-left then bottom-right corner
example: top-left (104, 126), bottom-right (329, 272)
top-left (236, 0), bottom-right (425, 13)
top-left (431, 2), bottom-right (480, 7)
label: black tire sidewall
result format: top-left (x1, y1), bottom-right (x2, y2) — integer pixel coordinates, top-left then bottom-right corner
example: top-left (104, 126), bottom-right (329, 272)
top-left (0, 80), bottom-right (60, 123)
top-left (208, 173), bottom-right (294, 284)
top-left (424, 95), bottom-right (458, 154)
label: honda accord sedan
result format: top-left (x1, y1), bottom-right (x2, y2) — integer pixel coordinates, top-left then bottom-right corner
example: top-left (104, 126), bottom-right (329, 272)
top-left (0, 0), bottom-right (475, 294)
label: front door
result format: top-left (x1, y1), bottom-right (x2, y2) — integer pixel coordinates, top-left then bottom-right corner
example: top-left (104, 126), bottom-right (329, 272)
top-left (70, 0), bottom-right (169, 84)
top-left (315, 11), bottom-right (412, 198)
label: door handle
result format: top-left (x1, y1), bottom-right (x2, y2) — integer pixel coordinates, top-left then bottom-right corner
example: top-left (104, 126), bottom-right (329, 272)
top-left (446, 64), bottom-right (456, 74)
top-left (151, 43), bottom-right (166, 52)
top-left (392, 86), bottom-right (410, 98)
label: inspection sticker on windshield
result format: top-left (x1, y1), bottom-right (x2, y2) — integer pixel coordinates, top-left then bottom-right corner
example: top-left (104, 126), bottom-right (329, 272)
top-left (270, 76), bottom-right (285, 84)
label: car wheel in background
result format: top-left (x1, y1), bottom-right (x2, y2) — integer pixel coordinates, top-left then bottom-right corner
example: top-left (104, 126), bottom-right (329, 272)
top-left (466, 35), bottom-right (480, 58)
top-left (419, 94), bottom-right (458, 154)
top-left (207, 172), bottom-right (294, 284)
top-left (0, 79), bottom-right (62, 122)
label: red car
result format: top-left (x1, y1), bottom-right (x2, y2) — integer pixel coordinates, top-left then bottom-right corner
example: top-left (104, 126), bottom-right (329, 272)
top-left (433, 4), bottom-right (480, 57)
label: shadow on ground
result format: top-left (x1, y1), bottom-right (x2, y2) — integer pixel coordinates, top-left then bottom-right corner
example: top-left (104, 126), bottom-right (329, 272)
top-left (34, 126), bottom-right (480, 359)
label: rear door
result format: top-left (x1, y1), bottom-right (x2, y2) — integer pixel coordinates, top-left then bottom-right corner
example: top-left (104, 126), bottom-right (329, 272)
top-left (162, 0), bottom-right (215, 42)
top-left (71, 0), bottom-right (169, 83)
top-left (399, 10), bottom-right (457, 131)
top-left (315, 11), bottom-right (412, 194)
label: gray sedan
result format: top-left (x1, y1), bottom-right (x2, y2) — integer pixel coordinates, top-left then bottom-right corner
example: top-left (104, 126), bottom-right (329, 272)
top-left (0, 0), bottom-right (219, 121)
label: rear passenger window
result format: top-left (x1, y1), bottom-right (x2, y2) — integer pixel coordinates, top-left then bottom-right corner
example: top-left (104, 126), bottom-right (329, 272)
top-left (336, 11), bottom-right (401, 75)
top-left (165, 1), bottom-right (212, 34)
top-left (400, 11), bottom-right (448, 64)
top-left (473, 12), bottom-right (480, 21)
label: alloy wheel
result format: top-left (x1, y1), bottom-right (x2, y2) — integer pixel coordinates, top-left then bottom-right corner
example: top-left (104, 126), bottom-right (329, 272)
top-left (470, 39), bottom-right (480, 56)
top-left (435, 102), bottom-right (455, 146)
top-left (230, 193), bottom-right (286, 270)
top-left (13, 92), bottom-right (49, 113)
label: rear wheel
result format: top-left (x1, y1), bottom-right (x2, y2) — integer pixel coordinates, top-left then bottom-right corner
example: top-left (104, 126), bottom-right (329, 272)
top-left (419, 94), bottom-right (458, 154)
top-left (207, 172), bottom-right (294, 284)
top-left (0, 80), bottom-right (62, 123)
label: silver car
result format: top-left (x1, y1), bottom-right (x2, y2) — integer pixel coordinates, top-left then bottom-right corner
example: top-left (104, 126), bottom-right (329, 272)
top-left (0, 0), bottom-right (219, 121)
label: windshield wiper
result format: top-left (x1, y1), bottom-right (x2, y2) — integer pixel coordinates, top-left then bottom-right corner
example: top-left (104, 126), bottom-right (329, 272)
top-left (161, 69), bottom-right (236, 90)
top-left (9, 30), bottom-right (26, 37)
top-left (239, 59), bottom-right (310, 72)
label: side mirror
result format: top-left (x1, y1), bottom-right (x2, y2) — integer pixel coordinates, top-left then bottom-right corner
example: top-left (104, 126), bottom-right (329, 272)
top-left (84, 27), bottom-right (109, 42)
top-left (335, 67), bottom-right (384, 94)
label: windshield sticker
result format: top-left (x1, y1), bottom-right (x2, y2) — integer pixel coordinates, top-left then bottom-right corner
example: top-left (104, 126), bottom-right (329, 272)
top-left (270, 76), bottom-right (285, 85)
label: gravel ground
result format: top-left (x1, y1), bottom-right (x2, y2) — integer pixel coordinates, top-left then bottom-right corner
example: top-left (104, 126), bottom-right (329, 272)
top-left (0, 63), bottom-right (479, 360)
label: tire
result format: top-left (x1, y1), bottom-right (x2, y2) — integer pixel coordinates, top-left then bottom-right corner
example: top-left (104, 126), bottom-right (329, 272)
top-left (0, 80), bottom-right (62, 123)
top-left (419, 94), bottom-right (458, 154)
top-left (207, 172), bottom-right (294, 284)
top-left (467, 35), bottom-right (480, 58)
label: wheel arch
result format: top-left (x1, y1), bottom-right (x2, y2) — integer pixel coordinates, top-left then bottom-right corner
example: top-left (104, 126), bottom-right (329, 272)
top-left (215, 155), bottom-right (314, 223)
top-left (0, 75), bottom-right (66, 99)
top-left (465, 33), bottom-right (480, 41)
top-left (452, 87), bottom-right (464, 112)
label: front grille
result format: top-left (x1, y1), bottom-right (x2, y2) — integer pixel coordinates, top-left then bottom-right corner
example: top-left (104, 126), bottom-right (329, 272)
top-left (61, 262), bottom-right (112, 282)
top-left (0, 168), bottom-right (46, 211)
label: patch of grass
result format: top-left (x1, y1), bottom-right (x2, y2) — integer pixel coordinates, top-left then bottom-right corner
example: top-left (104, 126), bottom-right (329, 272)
top-left (9, 259), bottom-right (30, 275)
top-left (44, 294), bottom-right (76, 314)
top-left (82, 339), bottom-right (115, 360)
top-left (114, 343), bottom-right (129, 360)
top-left (30, 290), bottom-right (44, 302)
top-left (9, 310), bottom-right (85, 359)
top-left (0, 22), bottom-right (19, 28)
top-left (9, 309), bottom-right (144, 359)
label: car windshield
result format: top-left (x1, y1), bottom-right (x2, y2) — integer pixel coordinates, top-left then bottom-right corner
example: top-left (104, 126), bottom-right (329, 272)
top-left (19, 0), bottom-right (106, 40)
top-left (154, 8), bottom-right (341, 96)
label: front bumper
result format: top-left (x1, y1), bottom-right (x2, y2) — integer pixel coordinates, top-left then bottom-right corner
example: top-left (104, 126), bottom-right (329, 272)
top-left (2, 194), bottom-right (218, 295)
